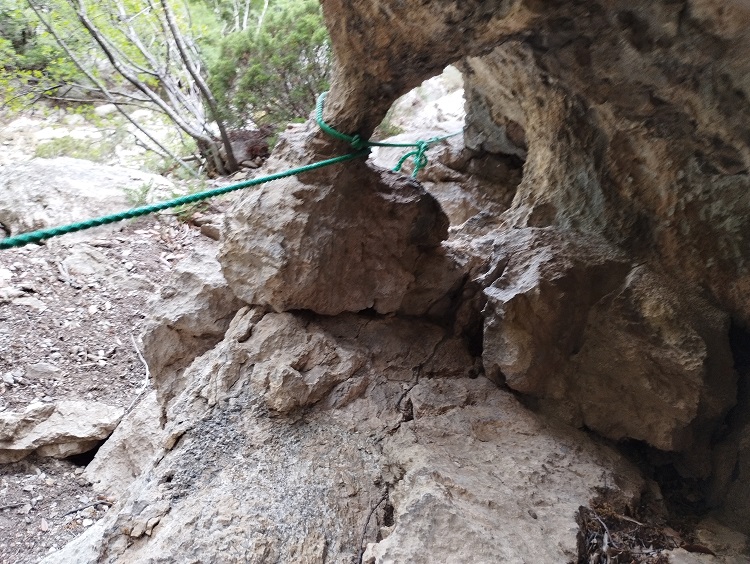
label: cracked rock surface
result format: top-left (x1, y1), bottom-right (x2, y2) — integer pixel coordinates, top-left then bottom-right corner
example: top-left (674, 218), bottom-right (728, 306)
top-left (43, 308), bottom-right (646, 563)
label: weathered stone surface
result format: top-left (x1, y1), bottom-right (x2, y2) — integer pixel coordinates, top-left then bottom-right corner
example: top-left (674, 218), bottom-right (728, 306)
top-left (373, 131), bottom-right (522, 227)
top-left (220, 160), bottom-right (449, 315)
top-left (140, 248), bottom-right (244, 410)
top-left (479, 228), bottom-right (736, 466)
top-left (40, 0), bottom-right (750, 560)
top-left (84, 391), bottom-right (162, 498)
top-left (57, 244), bottom-right (156, 293)
top-left (570, 267), bottom-right (735, 463)
top-left (43, 310), bottom-right (645, 564)
top-left (0, 400), bottom-right (123, 463)
top-left (363, 378), bottom-right (644, 564)
top-left (0, 157), bottom-right (174, 240)
top-left (481, 228), bottom-right (630, 396)
top-left (460, 5), bottom-right (750, 325)
top-left (320, 0), bottom-right (534, 137)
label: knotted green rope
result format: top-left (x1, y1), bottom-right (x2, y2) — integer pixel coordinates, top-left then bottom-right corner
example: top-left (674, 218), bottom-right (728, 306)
top-left (315, 91), bottom-right (461, 178)
top-left (0, 151), bottom-right (366, 250)
top-left (1, 92), bottom-right (462, 250)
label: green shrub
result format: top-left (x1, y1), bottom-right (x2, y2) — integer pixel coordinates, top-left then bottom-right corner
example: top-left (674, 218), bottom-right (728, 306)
top-left (208, 0), bottom-right (330, 127)
top-left (0, 0), bottom-right (83, 110)
top-left (34, 134), bottom-right (116, 162)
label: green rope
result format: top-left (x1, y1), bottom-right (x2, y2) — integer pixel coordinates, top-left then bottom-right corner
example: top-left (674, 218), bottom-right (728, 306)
top-left (1, 91), bottom-right (462, 251)
top-left (315, 91), bottom-right (461, 178)
top-left (0, 150), bottom-right (367, 250)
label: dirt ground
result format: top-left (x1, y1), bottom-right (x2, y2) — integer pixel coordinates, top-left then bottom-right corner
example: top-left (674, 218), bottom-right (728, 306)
top-left (0, 215), bottom-right (217, 564)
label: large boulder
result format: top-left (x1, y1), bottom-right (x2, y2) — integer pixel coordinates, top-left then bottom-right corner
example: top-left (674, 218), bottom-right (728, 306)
top-left (479, 228), bottom-right (737, 471)
top-left (0, 157), bottom-right (174, 240)
top-left (43, 309), bottom-right (646, 564)
top-left (220, 157), bottom-right (449, 315)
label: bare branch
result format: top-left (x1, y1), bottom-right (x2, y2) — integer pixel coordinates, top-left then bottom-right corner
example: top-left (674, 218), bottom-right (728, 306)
top-left (157, 0), bottom-right (236, 171)
top-left (26, 0), bottom-right (197, 176)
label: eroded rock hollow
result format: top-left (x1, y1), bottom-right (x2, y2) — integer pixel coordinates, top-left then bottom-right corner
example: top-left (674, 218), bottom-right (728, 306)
top-left (48, 1), bottom-right (750, 562)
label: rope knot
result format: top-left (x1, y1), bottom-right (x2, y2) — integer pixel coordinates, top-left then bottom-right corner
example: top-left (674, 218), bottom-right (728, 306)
top-left (349, 134), bottom-right (368, 151)
top-left (315, 90), bottom-right (462, 178)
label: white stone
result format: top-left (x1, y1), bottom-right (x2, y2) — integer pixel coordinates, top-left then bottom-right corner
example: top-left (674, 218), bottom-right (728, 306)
top-left (0, 400), bottom-right (124, 463)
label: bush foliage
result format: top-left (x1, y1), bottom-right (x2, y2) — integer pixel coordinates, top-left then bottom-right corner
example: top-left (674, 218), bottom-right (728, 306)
top-left (0, 0), bottom-right (81, 110)
top-left (208, 0), bottom-right (330, 127)
top-left (0, 0), bottom-right (330, 174)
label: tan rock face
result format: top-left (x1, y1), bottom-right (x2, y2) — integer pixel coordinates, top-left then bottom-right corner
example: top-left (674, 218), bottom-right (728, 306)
top-left (45, 310), bottom-right (646, 564)
top-left (0, 400), bottom-right (123, 463)
top-left (220, 159), bottom-right (449, 315)
top-left (0, 157), bottom-right (174, 241)
top-left (83, 391), bottom-right (162, 498)
top-left (319, 0), bottom-right (533, 137)
top-left (46, 0), bottom-right (750, 560)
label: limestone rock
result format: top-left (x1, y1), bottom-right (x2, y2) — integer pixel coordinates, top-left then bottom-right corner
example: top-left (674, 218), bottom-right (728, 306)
top-left (0, 157), bottom-right (174, 240)
top-left (481, 227), bottom-right (630, 395)
top-left (373, 132), bottom-right (522, 228)
top-left (459, 6), bottom-right (750, 325)
top-left (363, 378), bottom-right (644, 564)
top-left (320, 0), bottom-right (534, 136)
top-left (38, 0), bottom-right (750, 559)
top-left (42, 311), bottom-right (645, 564)
top-left (570, 267), bottom-right (736, 464)
top-left (140, 248), bottom-right (244, 410)
top-left (84, 391), bottom-right (162, 498)
top-left (0, 400), bottom-right (124, 463)
top-left (480, 228), bottom-right (736, 464)
top-left (220, 161), bottom-right (449, 315)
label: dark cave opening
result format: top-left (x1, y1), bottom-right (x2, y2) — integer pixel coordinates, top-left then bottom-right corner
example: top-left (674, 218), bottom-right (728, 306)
top-left (65, 440), bottom-right (106, 468)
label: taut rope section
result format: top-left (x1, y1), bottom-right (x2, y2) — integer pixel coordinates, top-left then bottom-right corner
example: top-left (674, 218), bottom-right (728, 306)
top-left (1, 92), bottom-right (462, 250)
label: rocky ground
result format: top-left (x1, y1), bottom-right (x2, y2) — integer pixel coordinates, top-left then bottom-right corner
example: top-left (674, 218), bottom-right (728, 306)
top-left (0, 103), bottom-right (247, 563)
top-left (0, 214), bottom-right (220, 563)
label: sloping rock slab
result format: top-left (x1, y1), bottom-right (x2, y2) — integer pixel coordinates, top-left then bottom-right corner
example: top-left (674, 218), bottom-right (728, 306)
top-left (84, 391), bottom-right (162, 499)
top-left (0, 400), bottom-right (124, 463)
top-left (43, 309), bottom-right (644, 563)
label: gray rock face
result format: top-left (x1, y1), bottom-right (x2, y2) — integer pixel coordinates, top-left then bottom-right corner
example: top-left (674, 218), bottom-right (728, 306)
top-left (43, 309), bottom-right (645, 564)
top-left (140, 248), bottom-right (244, 410)
top-left (0, 400), bottom-right (123, 463)
top-left (220, 160), bottom-right (449, 315)
top-left (0, 157), bottom-right (173, 240)
top-left (478, 228), bottom-right (736, 468)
